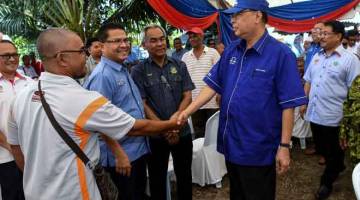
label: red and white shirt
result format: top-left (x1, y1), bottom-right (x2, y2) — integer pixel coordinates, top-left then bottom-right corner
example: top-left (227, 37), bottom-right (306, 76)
top-left (0, 72), bottom-right (33, 164)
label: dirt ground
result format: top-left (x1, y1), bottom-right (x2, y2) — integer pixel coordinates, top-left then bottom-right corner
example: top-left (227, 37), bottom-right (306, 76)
top-left (171, 140), bottom-right (356, 200)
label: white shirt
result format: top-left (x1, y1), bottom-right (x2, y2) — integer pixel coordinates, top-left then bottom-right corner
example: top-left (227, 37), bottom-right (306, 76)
top-left (0, 72), bottom-right (33, 164)
top-left (7, 72), bottom-right (135, 200)
top-left (182, 46), bottom-right (220, 109)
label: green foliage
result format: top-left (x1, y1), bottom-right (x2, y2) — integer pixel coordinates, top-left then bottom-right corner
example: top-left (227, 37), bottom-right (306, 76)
top-left (12, 36), bottom-right (36, 56)
top-left (0, 0), bottom-right (180, 44)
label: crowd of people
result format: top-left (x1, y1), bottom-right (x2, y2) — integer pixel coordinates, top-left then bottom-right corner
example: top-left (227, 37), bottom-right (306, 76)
top-left (1, 0), bottom-right (360, 200)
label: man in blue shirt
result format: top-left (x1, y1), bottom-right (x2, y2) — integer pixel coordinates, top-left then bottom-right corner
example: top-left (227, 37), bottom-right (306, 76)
top-left (171, 37), bottom-right (187, 61)
top-left (84, 23), bottom-right (149, 200)
top-left (304, 22), bottom-right (324, 73)
top-left (177, 1), bottom-right (307, 199)
top-left (301, 21), bottom-right (360, 199)
top-left (132, 24), bottom-right (195, 200)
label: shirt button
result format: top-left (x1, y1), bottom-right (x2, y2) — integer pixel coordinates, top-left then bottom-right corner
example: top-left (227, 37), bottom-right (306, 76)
top-left (320, 75), bottom-right (322, 78)
top-left (316, 84), bottom-right (319, 87)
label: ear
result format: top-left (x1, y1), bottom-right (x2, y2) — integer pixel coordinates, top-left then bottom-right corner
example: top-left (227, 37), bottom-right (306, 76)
top-left (55, 54), bottom-right (67, 68)
top-left (255, 11), bottom-right (263, 24)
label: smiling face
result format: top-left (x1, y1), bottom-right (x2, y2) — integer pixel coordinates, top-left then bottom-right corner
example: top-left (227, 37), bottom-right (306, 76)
top-left (144, 27), bottom-right (167, 58)
top-left (319, 26), bottom-right (342, 51)
top-left (102, 29), bottom-right (130, 64)
top-left (0, 42), bottom-right (19, 75)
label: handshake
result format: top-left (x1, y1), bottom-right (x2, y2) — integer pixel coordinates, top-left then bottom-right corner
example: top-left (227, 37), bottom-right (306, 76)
top-left (163, 110), bottom-right (190, 145)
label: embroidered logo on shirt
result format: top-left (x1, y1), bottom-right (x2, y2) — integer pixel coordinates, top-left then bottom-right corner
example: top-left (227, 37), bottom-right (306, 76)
top-left (117, 79), bottom-right (125, 86)
top-left (314, 59), bottom-right (319, 64)
top-left (333, 61), bottom-right (339, 66)
top-left (147, 73), bottom-right (152, 77)
top-left (229, 57), bottom-right (237, 64)
top-left (170, 66), bottom-right (178, 74)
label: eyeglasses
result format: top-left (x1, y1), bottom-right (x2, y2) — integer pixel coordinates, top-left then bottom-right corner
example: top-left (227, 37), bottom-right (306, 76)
top-left (51, 47), bottom-right (88, 58)
top-left (319, 32), bottom-right (336, 37)
top-left (105, 38), bottom-right (130, 45)
top-left (0, 53), bottom-right (20, 61)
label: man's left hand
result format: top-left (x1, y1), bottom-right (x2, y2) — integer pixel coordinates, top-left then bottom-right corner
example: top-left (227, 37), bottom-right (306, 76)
top-left (276, 147), bottom-right (290, 175)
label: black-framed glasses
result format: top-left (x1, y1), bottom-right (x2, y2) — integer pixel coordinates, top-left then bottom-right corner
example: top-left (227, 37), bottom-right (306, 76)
top-left (0, 53), bottom-right (20, 61)
top-left (319, 32), bottom-right (336, 37)
top-left (105, 38), bottom-right (130, 45)
top-left (52, 47), bottom-right (88, 58)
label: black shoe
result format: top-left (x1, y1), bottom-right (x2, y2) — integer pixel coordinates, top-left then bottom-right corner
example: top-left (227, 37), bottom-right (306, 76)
top-left (315, 185), bottom-right (332, 200)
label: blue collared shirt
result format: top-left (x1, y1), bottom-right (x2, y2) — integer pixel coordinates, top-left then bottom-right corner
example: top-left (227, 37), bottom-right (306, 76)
top-left (304, 43), bottom-right (322, 73)
top-left (171, 49), bottom-right (187, 61)
top-left (204, 30), bottom-right (307, 166)
top-left (304, 45), bottom-right (360, 127)
top-left (84, 56), bottom-right (149, 166)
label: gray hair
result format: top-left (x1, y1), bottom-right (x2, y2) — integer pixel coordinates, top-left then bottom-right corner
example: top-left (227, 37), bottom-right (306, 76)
top-left (141, 24), bottom-right (167, 44)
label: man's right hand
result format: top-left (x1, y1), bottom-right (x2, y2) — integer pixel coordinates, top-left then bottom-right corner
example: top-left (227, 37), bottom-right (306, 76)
top-left (299, 105), bottom-right (307, 119)
top-left (177, 110), bottom-right (189, 125)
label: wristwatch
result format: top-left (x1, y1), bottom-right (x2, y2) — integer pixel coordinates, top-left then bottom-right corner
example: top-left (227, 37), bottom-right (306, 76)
top-left (279, 143), bottom-right (291, 149)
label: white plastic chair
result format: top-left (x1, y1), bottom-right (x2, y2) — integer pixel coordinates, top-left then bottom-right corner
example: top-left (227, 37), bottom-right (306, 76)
top-left (191, 111), bottom-right (227, 187)
top-left (353, 163), bottom-right (360, 200)
top-left (188, 116), bottom-right (195, 139)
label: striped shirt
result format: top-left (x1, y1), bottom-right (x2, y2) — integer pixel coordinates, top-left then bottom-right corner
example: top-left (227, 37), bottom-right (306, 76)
top-left (182, 46), bottom-right (220, 109)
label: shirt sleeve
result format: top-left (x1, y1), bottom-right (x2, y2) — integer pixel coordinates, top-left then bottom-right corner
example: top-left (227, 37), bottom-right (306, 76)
top-left (179, 61), bottom-right (195, 92)
top-left (85, 98), bottom-right (136, 140)
top-left (7, 100), bottom-right (19, 145)
top-left (131, 65), bottom-right (147, 99)
top-left (84, 73), bottom-right (114, 101)
top-left (203, 59), bottom-right (223, 94)
top-left (276, 52), bottom-right (308, 109)
top-left (346, 56), bottom-right (360, 88)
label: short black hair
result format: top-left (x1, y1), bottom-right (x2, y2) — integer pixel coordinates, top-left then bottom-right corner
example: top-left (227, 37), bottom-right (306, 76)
top-left (97, 23), bottom-right (125, 42)
top-left (173, 37), bottom-right (181, 43)
top-left (0, 40), bottom-right (16, 49)
top-left (347, 29), bottom-right (358, 37)
top-left (207, 38), bottom-right (215, 45)
top-left (85, 37), bottom-right (100, 48)
top-left (323, 20), bottom-right (345, 40)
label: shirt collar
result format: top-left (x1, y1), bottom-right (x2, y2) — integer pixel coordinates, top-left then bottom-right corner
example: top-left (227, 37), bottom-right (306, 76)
top-left (39, 72), bottom-right (80, 85)
top-left (0, 71), bottom-right (26, 80)
top-left (238, 30), bottom-right (269, 55)
top-left (100, 56), bottom-right (124, 72)
top-left (319, 44), bottom-right (344, 57)
top-left (147, 55), bottom-right (172, 67)
top-left (190, 45), bottom-right (209, 56)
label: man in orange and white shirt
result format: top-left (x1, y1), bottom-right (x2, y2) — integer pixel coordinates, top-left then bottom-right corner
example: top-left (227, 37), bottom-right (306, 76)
top-left (7, 28), bottom-right (183, 200)
top-left (182, 27), bottom-right (220, 138)
top-left (0, 40), bottom-right (30, 200)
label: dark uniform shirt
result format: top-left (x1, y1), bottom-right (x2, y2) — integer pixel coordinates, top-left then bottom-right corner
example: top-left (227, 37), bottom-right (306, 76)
top-left (131, 56), bottom-right (195, 136)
